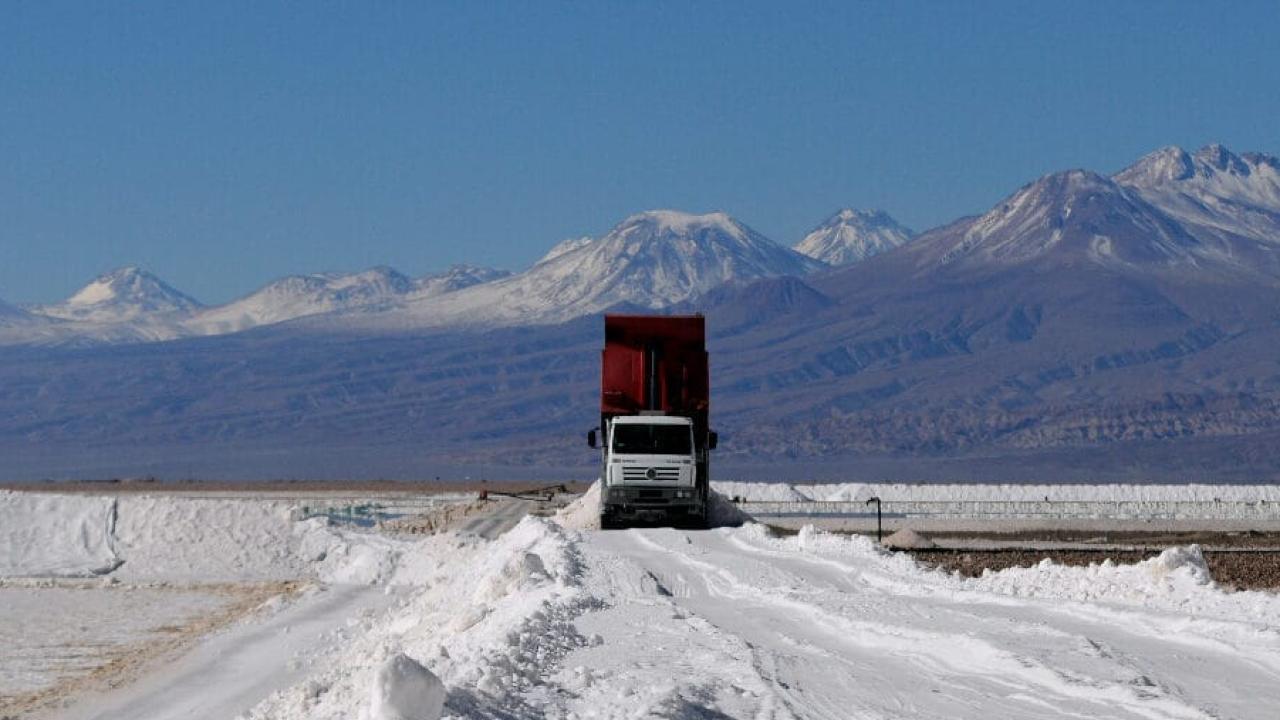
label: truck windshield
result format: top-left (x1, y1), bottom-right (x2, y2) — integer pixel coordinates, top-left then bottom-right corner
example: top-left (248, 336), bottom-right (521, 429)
top-left (612, 424), bottom-right (692, 455)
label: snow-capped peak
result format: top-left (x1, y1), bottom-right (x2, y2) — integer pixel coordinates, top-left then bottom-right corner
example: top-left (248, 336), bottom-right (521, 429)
top-left (1112, 146), bottom-right (1196, 187)
top-left (1115, 144), bottom-right (1265, 189)
top-left (373, 209), bottom-right (826, 329)
top-left (934, 169), bottom-right (1199, 268)
top-left (619, 210), bottom-right (747, 240)
top-left (563, 208), bottom-right (825, 304)
top-left (1115, 144), bottom-right (1280, 245)
top-left (794, 208), bottom-right (915, 266)
top-left (325, 266), bottom-right (414, 293)
top-left (32, 267), bottom-right (203, 323)
top-left (1194, 143), bottom-right (1251, 175)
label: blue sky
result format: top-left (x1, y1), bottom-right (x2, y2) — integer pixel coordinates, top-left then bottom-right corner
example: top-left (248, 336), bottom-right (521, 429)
top-left (3, 1), bottom-right (1278, 304)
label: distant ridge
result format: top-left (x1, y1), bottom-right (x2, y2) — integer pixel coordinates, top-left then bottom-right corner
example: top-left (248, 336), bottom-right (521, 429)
top-left (4, 144), bottom-right (1280, 350)
top-left (190, 266), bottom-right (417, 334)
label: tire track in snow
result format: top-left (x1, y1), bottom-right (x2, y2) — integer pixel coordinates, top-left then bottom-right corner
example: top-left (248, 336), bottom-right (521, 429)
top-left (692, 530), bottom-right (1236, 719)
top-left (723, 527), bottom-right (1280, 695)
top-left (566, 537), bottom-right (798, 719)
top-left (587, 528), bottom-right (1231, 719)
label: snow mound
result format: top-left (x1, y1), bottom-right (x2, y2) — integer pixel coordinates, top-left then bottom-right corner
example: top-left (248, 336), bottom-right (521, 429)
top-left (554, 481), bottom-right (603, 530)
top-left (0, 491), bottom-right (121, 576)
top-left (712, 481), bottom-right (810, 502)
top-left (369, 653), bottom-right (445, 720)
top-left (971, 544), bottom-right (1221, 608)
top-left (882, 528), bottom-right (936, 550)
top-left (0, 491), bottom-right (320, 580)
top-left (297, 519), bottom-right (406, 585)
top-left (554, 482), bottom-right (752, 529)
top-left (814, 484), bottom-right (875, 502)
top-left (112, 496), bottom-right (309, 582)
top-left (794, 524), bottom-right (885, 557)
top-left (707, 488), bottom-right (751, 527)
top-left (241, 516), bottom-right (593, 719)
top-left (1146, 544), bottom-right (1212, 585)
top-left (777, 525), bottom-right (1280, 623)
top-left (1, 492), bottom-right (465, 584)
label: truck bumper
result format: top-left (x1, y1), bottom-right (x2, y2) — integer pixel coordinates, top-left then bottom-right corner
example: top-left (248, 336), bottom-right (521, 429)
top-left (601, 485), bottom-right (705, 525)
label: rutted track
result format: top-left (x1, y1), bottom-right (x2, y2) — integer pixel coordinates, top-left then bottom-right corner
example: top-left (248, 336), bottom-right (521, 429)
top-left (579, 526), bottom-right (1280, 719)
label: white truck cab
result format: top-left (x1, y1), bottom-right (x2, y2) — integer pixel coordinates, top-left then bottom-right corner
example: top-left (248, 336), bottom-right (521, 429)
top-left (598, 415), bottom-right (703, 526)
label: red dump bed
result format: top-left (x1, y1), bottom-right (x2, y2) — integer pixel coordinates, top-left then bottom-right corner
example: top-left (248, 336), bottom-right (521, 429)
top-left (601, 314), bottom-right (709, 437)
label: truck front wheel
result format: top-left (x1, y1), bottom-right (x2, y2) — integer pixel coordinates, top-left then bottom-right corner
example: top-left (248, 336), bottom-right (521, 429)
top-left (674, 505), bottom-right (709, 530)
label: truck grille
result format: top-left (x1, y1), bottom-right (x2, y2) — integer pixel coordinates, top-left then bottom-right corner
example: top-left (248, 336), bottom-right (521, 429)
top-left (622, 466), bottom-right (682, 482)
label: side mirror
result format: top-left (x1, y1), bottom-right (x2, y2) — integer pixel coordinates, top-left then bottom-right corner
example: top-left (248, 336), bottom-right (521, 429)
top-left (708, 431), bottom-right (718, 450)
top-left (587, 429), bottom-right (597, 448)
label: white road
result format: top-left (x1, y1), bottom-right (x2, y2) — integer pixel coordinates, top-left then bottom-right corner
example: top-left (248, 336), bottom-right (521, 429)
top-left (57, 584), bottom-right (398, 720)
top-left (458, 498), bottom-right (536, 539)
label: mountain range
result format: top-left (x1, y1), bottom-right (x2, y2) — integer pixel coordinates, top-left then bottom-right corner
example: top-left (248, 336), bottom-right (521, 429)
top-left (2, 210), bottom-right (841, 345)
top-left (3, 143), bottom-right (1279, 481)
top-left (1, 264), bottom-right (515, 346)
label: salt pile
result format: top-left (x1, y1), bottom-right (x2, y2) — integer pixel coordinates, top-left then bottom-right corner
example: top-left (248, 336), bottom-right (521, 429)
top-left (712, 481), bottom-right (810, 502)
top-left (242, 517), bottom-right (590, 719)
top-left (881, 528), bottom-right (936, 550)
top-left (554, 481), bottom-right (604, 530)
top-left (0, 491), bottom-right (120, 576)
top-left (1146, 544), bottom-right (1212, 586)
top-left (0, 491), bottom-right (457, 584)
top-left (707, 488), bottom-right (750, 527)
top-left (112, 495), bottom-right (307, 582)
top-left (369, 653), bottom-right (445, 720)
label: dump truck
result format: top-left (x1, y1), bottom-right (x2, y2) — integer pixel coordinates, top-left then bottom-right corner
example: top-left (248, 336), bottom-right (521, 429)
top-left (587, 314), bottom-right (717, 528)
